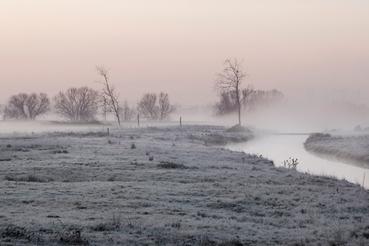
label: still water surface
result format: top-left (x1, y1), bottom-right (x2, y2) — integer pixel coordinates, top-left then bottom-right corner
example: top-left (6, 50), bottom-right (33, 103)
top-left (228, 134), bottom-right (369, 189)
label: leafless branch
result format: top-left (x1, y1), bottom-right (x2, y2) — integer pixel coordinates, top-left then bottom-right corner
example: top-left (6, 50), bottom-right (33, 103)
top-left (96, 65), bottom-right (121, 126)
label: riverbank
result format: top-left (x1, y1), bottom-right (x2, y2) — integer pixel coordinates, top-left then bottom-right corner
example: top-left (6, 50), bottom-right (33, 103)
top-left (305, 133), bottom-right (369, 169)
top-left (1, 126), bottom-right (369, 245)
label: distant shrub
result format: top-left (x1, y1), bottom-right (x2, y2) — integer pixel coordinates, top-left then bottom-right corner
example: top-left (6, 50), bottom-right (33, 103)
top-left (57, 228), bottom-right (89, 245)
top-left (1, 224), bottom-right (42, 242)
top-left (1, 224), bottom-right (28, 239)
top-left (107, 176), bottom-right (116, 182)
top-left (91, 214), bottom-right (122, 232)
top-left (4, 174), bottom-right (53, 183)
top-left (157, 161), bottom-right (188, 169)
top-left (219, 239), bottom-right (244, 246)
top-left (51, 149), bottom-right (69, 154)
top-left (282, 157), bottom-right (299, 169)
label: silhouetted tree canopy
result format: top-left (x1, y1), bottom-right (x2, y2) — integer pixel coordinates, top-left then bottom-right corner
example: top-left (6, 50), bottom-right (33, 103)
top-left (158, 92), bottom-right (175, 120)
top-left (138, 93), bottom-right (159, 120)
top-left (138, 92), bottom-right (175, 120)
top-left (4, 93), bottom-right (50, 120)
top-left (215, 88), bottom-right (284, 115)
top-left (54, 87), bottom-right (99, 122)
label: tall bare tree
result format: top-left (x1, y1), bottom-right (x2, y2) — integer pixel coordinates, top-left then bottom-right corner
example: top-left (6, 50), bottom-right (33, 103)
top-left (216, 58), bottom-right (246, 125)
top-left (4, 93), bottom-right (50, 120)
top-left (96, 66), bottom-right (121, 126)
top-left (54, 87), bottom-right (99, 121)
top-left (101, 95), bottom-right (109, 121)
top-left (158, 92), bottom-right (174, 120)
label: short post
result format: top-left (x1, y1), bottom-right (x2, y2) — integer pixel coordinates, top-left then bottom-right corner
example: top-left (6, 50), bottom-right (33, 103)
top-left (137, 114), bottom-right (140, 127)
top-left (180, 116), bottom-right (182, 128)
top-left (107, 127), bottom-right (110, 136)
top-left (363, 172), bottom-right (366, 188)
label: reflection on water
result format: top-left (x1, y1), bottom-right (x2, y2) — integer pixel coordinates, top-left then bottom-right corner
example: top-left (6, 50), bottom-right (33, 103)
top-left (228, 134), bottom-right (369, 189)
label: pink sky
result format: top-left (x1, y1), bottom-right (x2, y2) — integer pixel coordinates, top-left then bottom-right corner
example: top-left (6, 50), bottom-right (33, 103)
top-left (1, 0), bottom-right (368, 105)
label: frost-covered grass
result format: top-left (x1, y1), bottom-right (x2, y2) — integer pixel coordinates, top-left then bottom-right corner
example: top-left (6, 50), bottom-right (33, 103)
top-left (305, 133), bottom-right (369, 168)
top-left (0, 126), bottom-right (369, 245)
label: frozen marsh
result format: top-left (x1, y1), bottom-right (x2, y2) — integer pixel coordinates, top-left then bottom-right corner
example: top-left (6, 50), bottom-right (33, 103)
top-left (0, 126), bottom-right (369, 245)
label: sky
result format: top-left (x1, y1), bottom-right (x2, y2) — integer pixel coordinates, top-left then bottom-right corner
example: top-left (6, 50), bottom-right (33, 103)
top-left (0, 0), bottom-right (369, 105)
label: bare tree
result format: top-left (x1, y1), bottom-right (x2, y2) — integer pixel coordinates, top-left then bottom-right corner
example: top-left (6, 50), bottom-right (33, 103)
top-left (4, 93), bottom-right (28, 119)
top-left (101, 95), bottom-right (109, 121)
top-left (138, 93), bottom-right (159, 120)
top-left (54, 87), bottom-right (99, 122)
top-left (26, 93), bottom-right (50, 119)
top-left (121, 101), bottom-right (135, 121)
top-left (158, 92), bottom-right (175, 120)
top-left (96, 66), bottom-right (121, 126)
top-left (216, 58), bottom-right (246, 125)
top-left (4, 93), bottom-right (50, 120)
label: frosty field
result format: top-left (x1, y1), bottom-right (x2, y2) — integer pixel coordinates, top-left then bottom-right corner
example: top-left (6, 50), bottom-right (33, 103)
top-left (1, 126), bottom-right (369, 245)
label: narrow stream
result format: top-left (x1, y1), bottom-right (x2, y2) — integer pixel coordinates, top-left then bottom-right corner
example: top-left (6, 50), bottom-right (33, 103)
top-left (227, 134), bottom-right (369, 189)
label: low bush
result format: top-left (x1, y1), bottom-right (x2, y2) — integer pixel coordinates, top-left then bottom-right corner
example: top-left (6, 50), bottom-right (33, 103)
top-left (157, 161), bottom-right (189, 169)
top-left (4, 174), bottom-right (53, 183)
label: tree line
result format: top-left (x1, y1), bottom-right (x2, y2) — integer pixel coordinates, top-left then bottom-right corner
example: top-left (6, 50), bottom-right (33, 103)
top-left (1, 67), bottom-right (175, 124)
top-left (1, 59), bottom-right (283, 127)
top-left (215, 88), bottom-right (284, 115)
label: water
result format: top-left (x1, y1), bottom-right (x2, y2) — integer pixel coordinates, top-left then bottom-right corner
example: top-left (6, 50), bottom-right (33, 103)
top-left (228, 134), bottom-right (369, 189)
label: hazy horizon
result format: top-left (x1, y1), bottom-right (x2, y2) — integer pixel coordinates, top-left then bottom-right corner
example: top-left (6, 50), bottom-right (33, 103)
top-left (1, 0), bottom-right (369, 106)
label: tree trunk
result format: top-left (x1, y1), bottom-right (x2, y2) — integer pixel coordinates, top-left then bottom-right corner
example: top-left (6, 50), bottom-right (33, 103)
top-left (236, 85), bottom-right (241, 125)
top-left (238, 102), bottom-right (241, 125)
top-left (116, 111), bottom-right (121, 126)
